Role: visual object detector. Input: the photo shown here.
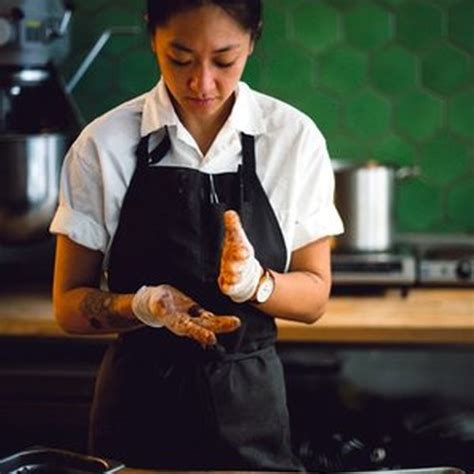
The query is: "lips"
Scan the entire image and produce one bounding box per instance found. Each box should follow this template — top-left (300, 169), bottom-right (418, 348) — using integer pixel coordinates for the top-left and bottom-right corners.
top-left (188, 97), bottom-right (216, 104)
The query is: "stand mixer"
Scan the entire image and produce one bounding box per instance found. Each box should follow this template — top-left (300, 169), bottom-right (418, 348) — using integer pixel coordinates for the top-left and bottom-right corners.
top-left (0, 0), bottom-right (138, 282)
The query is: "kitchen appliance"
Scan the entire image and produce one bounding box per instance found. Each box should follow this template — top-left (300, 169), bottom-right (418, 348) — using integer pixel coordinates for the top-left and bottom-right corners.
top-left (418, 246), bottom-right (473, 287)
top-left (331, 248), bottom-right (417, 293)
top-left (410, 235), bottom-right (474, 287)
top-left (331, 160), bottom-right (419, 293)
top-left (0, 0), bottom-right (139, 281)
top-left (331, 234), bottom-right (474, 291)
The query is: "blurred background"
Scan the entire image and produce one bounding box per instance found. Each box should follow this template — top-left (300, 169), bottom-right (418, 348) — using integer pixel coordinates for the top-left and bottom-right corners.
top-left (62, 0), bottom-right (474, 235)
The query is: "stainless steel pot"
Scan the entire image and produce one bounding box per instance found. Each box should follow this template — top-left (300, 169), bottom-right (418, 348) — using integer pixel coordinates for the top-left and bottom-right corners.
top-left (333, 160), bottom-right (418, 253)
top-left (0, 133), bottom-right (69, 243)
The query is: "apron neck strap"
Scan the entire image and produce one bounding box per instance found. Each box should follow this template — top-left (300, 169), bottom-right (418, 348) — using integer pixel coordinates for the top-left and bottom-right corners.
top-left (135, 127), bottom-right (171, 168)
top-left (240, 133), bottom-right (256, 203)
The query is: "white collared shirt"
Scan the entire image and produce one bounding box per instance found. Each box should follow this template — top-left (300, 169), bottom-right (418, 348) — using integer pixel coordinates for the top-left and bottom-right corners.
top-left (50, 79), bottom-right (343, 270)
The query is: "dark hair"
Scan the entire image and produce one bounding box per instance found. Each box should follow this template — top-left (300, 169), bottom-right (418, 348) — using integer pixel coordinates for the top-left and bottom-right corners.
top-left (146, 0), bottom-right (263, 40)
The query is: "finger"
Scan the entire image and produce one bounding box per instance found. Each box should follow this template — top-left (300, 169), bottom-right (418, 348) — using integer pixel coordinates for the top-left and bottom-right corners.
top-left (222, 244), bottom-right (250, 262)
top-left (219, 269), bottom-right (242, 285)
top-left (223, 209), bottom-right (240, 230)
top-left (171, 314), bottom-right (217, 346)
top-left (220, 258), bottom-right (245, 276)
top-left (194, 313), bottom-right (241, 333)
top-left (223, 210), bottom-right (247, 244)
top-left (218, 273), bottom-right (241, 291)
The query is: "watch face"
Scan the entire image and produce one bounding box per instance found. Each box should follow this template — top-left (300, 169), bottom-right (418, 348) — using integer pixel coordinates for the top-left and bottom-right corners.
top-left (256, 274), bottom-right (274, 303)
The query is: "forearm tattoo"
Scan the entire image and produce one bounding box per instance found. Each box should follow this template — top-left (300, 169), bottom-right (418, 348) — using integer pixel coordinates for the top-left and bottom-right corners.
top-left (80, 292), bottom-right (134, 331)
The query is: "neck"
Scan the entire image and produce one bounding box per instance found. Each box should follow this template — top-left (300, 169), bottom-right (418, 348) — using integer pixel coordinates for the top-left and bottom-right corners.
top-left (174, 94), bottom-right (235, 155)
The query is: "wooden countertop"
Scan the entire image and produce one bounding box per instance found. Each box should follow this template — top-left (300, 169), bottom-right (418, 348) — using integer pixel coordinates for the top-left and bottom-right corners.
top-left (0, 287), bottom-right (472, 345)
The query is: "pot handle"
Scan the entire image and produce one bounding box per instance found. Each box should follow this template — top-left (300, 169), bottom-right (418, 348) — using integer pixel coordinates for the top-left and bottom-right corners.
top-left (395, 165), bottom-right (421, 180)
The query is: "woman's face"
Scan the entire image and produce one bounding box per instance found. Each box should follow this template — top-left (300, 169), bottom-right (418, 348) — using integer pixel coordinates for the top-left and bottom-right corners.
top-left (151, 4), bottom-right (254, 126)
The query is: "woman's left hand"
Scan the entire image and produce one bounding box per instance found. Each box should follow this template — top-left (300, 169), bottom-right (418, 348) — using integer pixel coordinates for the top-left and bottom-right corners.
top-left (218, 210), bottom-right (263, 303)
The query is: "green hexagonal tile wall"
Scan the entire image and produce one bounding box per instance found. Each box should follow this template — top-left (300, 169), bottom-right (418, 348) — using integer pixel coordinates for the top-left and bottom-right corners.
top-left (449, 0), bottom-right (474, 53)
top-left (319, 45), bottom-right (368, 96)
top-left (370, 44), bottom-right (418, 95)
top-left (60, 0), bottom-right (474, 234)
top-left (422, 43), bottom-right (472, 95)
top-left (344, 2), bottom-right (393, 50)
top-left (397, 1), bottom-right (443, 51)
top-left (289, 1), bottom-right (340, 52)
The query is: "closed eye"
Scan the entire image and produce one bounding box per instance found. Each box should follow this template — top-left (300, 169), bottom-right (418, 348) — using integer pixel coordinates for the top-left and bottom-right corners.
top-left (215, 61), bottom-right (236, 68)
top-left (169, 57), bottom-right (192, 67)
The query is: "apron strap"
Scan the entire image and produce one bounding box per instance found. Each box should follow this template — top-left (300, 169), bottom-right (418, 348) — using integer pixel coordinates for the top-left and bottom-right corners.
top-left (135, 127), bottom-right (171, 169)
top-left (135, 134), bottom-right (150, 170)
top-left (149, 127), bottom-right (171, 165)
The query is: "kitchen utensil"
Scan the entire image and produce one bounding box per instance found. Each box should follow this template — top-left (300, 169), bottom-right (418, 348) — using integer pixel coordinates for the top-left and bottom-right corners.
top-left (0, 0), bottom-right (139, 249)
top-left (332, 160), bottom-right (419, 253)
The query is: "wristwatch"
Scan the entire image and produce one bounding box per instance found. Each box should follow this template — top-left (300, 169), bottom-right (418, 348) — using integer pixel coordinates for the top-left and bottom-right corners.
top-left (251, 268), bottom-right (275, 304)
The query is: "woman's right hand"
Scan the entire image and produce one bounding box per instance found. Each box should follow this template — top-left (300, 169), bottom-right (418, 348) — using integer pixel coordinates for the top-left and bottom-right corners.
top-left (132, 284), bottom-right (241, 346)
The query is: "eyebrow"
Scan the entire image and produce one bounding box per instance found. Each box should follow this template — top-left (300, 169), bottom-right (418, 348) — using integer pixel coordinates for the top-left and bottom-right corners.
top-left (170, 41), bottom-right (240, 53)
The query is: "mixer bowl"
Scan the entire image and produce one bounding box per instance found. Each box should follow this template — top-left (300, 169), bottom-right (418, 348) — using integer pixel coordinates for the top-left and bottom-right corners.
top-left (0, 132), bottom-right (69, 244)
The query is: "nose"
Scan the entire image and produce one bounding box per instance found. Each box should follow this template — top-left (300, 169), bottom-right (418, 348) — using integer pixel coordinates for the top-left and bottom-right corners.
top-left (188, 63), bottom-right (215, 97)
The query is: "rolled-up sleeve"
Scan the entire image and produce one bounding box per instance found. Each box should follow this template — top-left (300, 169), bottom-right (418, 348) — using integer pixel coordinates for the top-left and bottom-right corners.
top-left (49, 142), bottom-right (108, 253)
top-left (292, 129), bottom-right (344, 250)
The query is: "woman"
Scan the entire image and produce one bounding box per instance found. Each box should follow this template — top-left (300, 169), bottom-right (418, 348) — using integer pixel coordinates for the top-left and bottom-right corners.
top-left (50, 0), bottom-right (343, 470)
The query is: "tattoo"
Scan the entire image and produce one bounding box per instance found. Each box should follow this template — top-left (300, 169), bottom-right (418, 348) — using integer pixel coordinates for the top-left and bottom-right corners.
top-left (80, 292), bottom-right (134, 331)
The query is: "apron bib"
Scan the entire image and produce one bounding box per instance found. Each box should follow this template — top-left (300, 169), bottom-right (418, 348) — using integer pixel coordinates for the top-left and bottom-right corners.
top-left (89, 128), bottom-right (303, 471)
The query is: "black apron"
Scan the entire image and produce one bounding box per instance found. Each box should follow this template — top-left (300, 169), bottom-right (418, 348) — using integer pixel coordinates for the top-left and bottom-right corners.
top-left (89, 127), bottom-right (303, 471)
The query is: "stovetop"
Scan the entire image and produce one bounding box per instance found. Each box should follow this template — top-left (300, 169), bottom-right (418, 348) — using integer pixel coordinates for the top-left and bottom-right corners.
top-left (331, 234), bottom-right (474, 289)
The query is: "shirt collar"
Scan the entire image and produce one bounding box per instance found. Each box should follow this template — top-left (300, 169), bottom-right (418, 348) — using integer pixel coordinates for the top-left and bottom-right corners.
top-left (141, 78), bottom-right (267, 138)
top-left (140, 78), bottom-right (180, 137)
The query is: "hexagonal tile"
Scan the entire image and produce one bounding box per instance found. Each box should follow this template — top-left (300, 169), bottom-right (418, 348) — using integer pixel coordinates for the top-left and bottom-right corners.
top-left (261, 48), bottom-right (314, 98)
top-left (394, 90), bottom-right (443, 141)
top-left (345, 2), bottom-right (393, 50)
top-left (419, 135), bottom-right (470, 186)
top-left (295, 91), bottom-right (340, 136)
top-left (327, 135), bottom-right (366, 161)
top-left (118, 48), bottom-right (157, 97)
top-left (260, 2), bottom-right (287, 45)
top-left (396, 180), bottom-right (443, 232)
top-left (345, 89), bottom-right (391, 140)
top-left (370, 45), bottom-right (417, 95)
top-left (446, 177), bottom-right (474, 231)
top-left (396, 1), bottom-right (443, 51)
top-left (370, 133), bottom-right (416, 166)
top-left (449, 89), bottom-right (474, 140)
top-left (319, 45), bottom-right (368, 96)
top-left (422, 43), bottom-right (472, 94)
top-left (289, 0), bottom-right (340, 52)
top-left (449, 0), bottom-right (474, 53)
